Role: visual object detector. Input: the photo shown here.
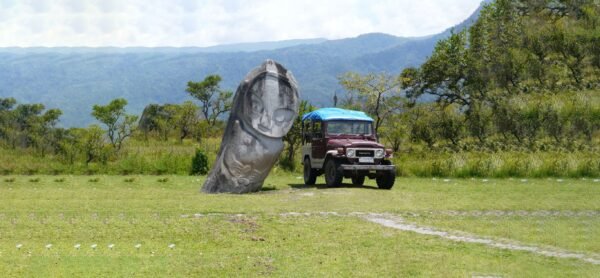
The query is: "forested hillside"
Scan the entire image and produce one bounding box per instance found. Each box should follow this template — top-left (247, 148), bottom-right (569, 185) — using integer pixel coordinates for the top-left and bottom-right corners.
top-left (399, 0), bottom-right (599, 149)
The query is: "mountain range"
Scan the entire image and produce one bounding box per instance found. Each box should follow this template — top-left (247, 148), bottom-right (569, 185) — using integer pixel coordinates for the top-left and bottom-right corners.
top-left (0, 2), bottom-right (485, 127)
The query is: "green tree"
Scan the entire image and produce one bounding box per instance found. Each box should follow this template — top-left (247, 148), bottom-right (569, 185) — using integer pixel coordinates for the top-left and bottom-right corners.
top-left (407, 104), bottom-right (438, 148)
top-left (338, 72), bottom-right (404, 133)
top-left (74, 125), bottom-right (107, 164)
top-left (92, 98), bottom-right (138, 151)
top-left (435, 104), bottom-right (465, 148)
top-left (401, 31), bottom-right (473, 108)
top-left (282, 100), bottom-right (314, 164)
top-left (379, 113), bottom-right (408, 152)
top-left (173, 101), bottom-right (200, 143)
top-left (186, 75), bottom-right (232, 126)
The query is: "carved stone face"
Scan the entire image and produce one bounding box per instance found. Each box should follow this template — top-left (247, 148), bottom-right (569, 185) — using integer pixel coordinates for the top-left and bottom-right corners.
top-left (243, 64), bottom-right (299, 138)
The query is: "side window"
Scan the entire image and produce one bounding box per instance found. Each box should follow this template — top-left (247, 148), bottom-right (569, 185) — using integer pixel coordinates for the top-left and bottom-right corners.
top-left (313, 121), bottom-right (322, 139)
top-left (302, 121), bottom-right (311, 143)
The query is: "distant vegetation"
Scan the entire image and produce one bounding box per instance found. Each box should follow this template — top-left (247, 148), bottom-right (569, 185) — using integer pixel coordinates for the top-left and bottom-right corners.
top-left (0, 0), bottom-right (598, 177)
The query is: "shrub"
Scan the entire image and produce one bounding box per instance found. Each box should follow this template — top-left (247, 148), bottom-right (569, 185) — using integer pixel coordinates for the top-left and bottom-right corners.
top-left (157, 177), bottom-right (169, 183)
top-left (190, 149), bottom-right (209, 175)
top-left (278, 156), bottom-right (297, 172)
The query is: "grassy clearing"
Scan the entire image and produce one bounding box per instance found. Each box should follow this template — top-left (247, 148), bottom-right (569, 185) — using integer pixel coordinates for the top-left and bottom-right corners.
top-left (0, 175), bottom-right (599, 276)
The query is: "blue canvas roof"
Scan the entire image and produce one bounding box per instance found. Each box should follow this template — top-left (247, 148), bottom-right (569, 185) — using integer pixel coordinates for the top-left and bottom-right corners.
top-left (302, 108), bottom-right (374, 122)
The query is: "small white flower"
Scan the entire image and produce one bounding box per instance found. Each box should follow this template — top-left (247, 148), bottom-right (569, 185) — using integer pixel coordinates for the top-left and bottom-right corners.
top-left (168, 243), bottom-right (175, 249)
top-left (482, 179), bottom-right (489, 182)
top-left (594, 179), bottom-right (600, 182)
top-left (45, 244), bottom-right (52, 249)
top-left (74, 244), bottom-right (81, 249)
top-left (108, 244), bottom-right (114, 249)
top-left (556, 179), bottom-right (564, 182)
top-left (135, 243), bottom-right (142, 249)
top-left (443, 179), bottom-right (450, 182)
top-left (520, 179), bottom-right (528, 182)
top-left (91, 244), bottom-right (97, 249)
top-left (16, 243), bottom-right (23, 249)
top-left (432, 178), bottom-right (437, 180)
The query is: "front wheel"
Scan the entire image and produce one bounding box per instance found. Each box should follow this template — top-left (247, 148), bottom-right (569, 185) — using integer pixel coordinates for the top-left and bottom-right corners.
top-left (376, 171), bottom-right (395, 189)
top-left (303, 158), bottom-right (317, 185)
top-left (324, 159), bottom-right (343, 187)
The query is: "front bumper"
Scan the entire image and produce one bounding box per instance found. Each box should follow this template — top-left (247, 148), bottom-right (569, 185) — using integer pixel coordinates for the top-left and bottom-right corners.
top-left (340, 164), bottom-right (396, 171)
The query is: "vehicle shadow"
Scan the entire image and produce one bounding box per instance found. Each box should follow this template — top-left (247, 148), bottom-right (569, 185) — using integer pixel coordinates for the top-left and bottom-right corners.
top-left (288, 183), bottom-right (380, 190)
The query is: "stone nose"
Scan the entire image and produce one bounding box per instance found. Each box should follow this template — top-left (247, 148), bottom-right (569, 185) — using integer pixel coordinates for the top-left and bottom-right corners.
top-left (259, 113), bottom-right (271, 130)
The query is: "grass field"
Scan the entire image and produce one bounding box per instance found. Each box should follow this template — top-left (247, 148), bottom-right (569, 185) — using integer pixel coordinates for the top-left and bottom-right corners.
top-left (1, 175), bottom-right (599, 277)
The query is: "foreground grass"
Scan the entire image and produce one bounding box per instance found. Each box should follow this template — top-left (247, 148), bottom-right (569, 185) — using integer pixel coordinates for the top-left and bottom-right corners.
top-left (0, 175), bottom-right (599, 276)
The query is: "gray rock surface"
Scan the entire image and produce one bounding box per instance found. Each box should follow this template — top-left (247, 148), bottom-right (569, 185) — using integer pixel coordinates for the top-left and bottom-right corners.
top-left (202, 60), bottom-right (299, 193)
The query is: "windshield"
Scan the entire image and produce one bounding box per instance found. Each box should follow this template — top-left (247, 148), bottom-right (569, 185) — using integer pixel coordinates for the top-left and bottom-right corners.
top-left (326, 120), bottom-right (372, 136)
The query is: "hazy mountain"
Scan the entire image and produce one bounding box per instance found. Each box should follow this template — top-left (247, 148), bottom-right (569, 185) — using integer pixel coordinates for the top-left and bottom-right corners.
top-left (0, 38), bottom-right (328, 54)
top-left (0, 3), bottom-right (486, 127)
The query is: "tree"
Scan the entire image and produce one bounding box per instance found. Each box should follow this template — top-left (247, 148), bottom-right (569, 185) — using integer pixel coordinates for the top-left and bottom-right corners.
top-left (92, 98), bottom-right (138, 151)
top-left (407, 104), bottom-right (438, 148)
top-left (401, 31), bottom-right (473, 108)
top-left (74, 125), bottom-right (107, 164)
top-left (0, 98), bottom-right (17, 144)
top-left (186, 75), bottom-right (233, 126)
top-left (282, 100), bottom-right (314, 163)
top-left (435, 104), bottom-right (465, 147)
top-left (338, 72), bottom-right (404, 134)
top-left (30, 108), bottom-right (63, 156)
top-left (379, 113), bottom-right (408, 152)
top-left (172, 101), bottom-right (200, 143)
top-left (466, 101), bottom-right (494, 144)
top-left (56, 129), bottom-right (80, 164)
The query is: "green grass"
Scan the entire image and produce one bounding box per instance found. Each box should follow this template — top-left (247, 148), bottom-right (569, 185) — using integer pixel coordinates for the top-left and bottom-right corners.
top-left (0, 175), bottom-right (599, 276)
top-left (1, 135), bottom-right (599, 178)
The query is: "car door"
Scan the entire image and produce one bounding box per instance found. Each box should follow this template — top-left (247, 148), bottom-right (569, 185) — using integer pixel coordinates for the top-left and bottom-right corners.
top-left (311, 120), bottom-right (326, 161)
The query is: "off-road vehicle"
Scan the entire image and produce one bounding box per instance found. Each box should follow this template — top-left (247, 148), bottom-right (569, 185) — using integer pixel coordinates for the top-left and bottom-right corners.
top-left (301, 108), bottom-right (396, 189)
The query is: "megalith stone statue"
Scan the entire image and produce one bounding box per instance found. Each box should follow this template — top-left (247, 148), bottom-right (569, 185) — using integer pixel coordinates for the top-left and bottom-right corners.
top-left (202, 60), bottom-right (299, 193)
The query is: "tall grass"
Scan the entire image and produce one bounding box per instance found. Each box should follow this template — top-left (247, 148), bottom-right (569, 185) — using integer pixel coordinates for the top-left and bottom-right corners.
top-left (394, 151), bottom-right (599, 178)
top-left (0, 137), bottom-right (220, 175)
top-left (1, 136), bottom-right (598, 178)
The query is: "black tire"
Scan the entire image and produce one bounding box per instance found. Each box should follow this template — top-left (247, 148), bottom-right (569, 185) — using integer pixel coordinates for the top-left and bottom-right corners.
top-left (351, 175), bottom-right (365, 186)
top-left (303, 158), bottom-right (317, 185)
top-left (324, 159), bottom-right (343, 187)
top-left (376, 171), bottom-right (395, 189)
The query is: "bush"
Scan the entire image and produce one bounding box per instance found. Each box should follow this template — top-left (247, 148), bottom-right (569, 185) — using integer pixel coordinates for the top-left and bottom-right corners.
top-left (278, 156), bottom-right (297, 172)
top-left (191, 149), bottom-right (209, 175)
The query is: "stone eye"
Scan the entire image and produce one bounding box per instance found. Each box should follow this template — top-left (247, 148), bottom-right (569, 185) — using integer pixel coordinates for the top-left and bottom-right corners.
top-left (274, 108), bottom-right (294, 124)
top-left (251, 94), bottom-right (263, 113)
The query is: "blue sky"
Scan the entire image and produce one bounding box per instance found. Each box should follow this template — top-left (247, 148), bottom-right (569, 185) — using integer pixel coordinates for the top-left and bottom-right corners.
top-left (0, 0), bottom-right (482, 47)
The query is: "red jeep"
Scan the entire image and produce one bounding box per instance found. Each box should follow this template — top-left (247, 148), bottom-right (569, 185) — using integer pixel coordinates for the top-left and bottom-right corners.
top-left (301, 108), bottom-right (396, 189)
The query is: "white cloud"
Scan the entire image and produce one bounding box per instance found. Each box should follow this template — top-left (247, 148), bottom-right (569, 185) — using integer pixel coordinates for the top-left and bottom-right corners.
top-left (0, 0), bottom-right (482, 47)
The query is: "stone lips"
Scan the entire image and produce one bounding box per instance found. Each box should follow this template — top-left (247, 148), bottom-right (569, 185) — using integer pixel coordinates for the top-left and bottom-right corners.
top-left (202, 60), bottom-right (299, 194)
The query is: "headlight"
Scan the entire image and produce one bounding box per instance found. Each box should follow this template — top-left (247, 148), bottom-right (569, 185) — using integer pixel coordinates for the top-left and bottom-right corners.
top-left (374, 149), bottom-right (385, 158)
top-left (346, 149), bottom-right (355, 158)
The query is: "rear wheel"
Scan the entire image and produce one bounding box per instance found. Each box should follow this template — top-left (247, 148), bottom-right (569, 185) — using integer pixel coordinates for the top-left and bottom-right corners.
top-left (303, 158), bottom-right (317, 185)
top-left (324, 159), bottom-right (343, 187)
top-left (351, 175), bottom-right (365, 186)
top-left (376, 171), bottom-right (395, 189)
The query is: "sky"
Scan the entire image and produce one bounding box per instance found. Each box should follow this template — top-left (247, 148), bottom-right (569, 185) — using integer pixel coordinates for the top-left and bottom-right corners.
top-left (0, 0), bottom-right (482, 47)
